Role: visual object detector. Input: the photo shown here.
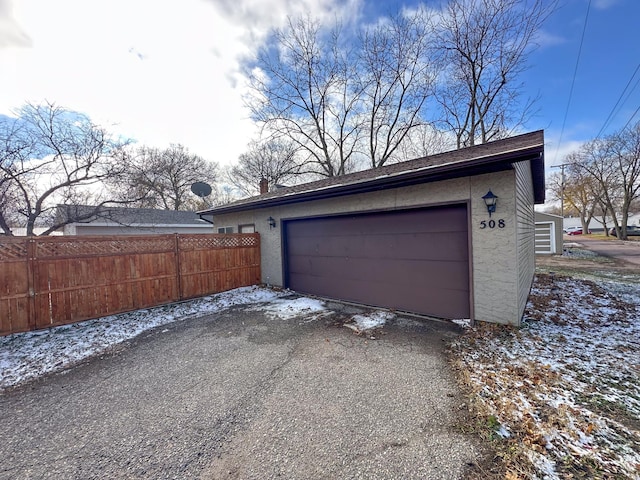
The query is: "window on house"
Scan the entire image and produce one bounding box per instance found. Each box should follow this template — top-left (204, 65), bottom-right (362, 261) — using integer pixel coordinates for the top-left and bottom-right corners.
top-left (239, 224), bottom-right (255, 233)
top-left (217, 226), bottom-right (234, 234)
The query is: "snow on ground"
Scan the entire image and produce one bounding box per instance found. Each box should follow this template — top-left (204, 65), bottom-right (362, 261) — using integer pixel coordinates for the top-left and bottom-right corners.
top-left (451, 318), bottom-right (472, 328)
top-left (351, 310), bottom-right (394, 331)
top-left (0, 286), bottom-right (397, 393)
top-left (451, 273), bottom-right (640, 479)
top-left (247, 296), bottom-right (330, 321)
top-left (0, 286), bottom-right (298, 391)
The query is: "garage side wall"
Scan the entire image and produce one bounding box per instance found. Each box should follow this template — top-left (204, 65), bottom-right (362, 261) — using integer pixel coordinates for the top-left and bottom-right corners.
top-left (213, 172), bottom-right (524, 325)
top-left (514, 161), bottom-right (536, 321)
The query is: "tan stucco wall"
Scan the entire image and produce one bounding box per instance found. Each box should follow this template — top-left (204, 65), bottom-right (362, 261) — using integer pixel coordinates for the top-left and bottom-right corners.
top-left (213, 168), bottom-right (531, 325)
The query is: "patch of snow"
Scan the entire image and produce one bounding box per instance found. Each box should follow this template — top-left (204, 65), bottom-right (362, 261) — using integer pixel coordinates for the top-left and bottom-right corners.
top-left (527, 450), bottom-right (560, 480)
top-left (252, 297), bottom-right (329, 321)
top-left (496, 424), bottom-right (511, 438)
top-left (451, 318), bottom-right (472, 328)
top-left (0, 286), bottom-right (290, 391)
top-left (351, 310), bottom-right (394, 331)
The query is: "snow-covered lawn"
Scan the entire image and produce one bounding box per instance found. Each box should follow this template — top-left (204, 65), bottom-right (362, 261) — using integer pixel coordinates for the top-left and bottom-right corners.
top-left (451, 273), bottom-right (640, 479)
top-left (0, 286), bottom-right (393, 393)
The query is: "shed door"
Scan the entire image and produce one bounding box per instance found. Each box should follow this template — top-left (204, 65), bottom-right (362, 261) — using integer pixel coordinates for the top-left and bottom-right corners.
top-left (535, 222), bottom-right (555, 254)
top-left (284, 205), bottom-right (470, 319)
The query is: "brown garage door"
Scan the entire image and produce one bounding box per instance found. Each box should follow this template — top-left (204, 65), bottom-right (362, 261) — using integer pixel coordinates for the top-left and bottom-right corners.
top-left (284, 205), bottom-right (470, 319)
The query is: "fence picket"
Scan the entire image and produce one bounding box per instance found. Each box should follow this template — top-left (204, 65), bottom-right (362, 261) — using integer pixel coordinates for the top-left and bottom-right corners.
top-left (0, 233), bottom-right (260, 336)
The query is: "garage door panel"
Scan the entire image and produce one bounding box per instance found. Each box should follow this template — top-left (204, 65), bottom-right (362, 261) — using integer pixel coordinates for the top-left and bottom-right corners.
top-left (287, 206), bottom-right (467, 238)
top-left (290, 273), bottom-right (469, 319)
top-left (288, 232), bottom-right (468, 262)
top-left (285, 205), bottom-right (470, 319)
top-left (289, 255), bottom-right (467, 291)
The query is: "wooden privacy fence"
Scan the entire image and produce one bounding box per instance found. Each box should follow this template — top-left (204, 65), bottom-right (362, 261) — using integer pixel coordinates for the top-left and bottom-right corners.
top-left (0, 233), bottom-right (261, 336)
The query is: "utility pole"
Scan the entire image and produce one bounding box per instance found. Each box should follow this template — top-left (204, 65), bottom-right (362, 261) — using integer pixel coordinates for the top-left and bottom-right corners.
top-left (551, 163), bottom-right (571, 229)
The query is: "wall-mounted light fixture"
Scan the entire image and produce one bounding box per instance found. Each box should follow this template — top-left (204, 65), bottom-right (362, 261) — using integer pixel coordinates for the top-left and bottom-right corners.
top-left (482, 190), bottom-right (498, 217)
top-left (268, 216), bottom-right (277, 229)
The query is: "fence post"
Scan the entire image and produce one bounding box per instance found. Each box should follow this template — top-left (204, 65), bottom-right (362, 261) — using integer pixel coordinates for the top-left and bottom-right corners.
top-left (174, 234), bottom-right (183, 300)
top-left (26, 238), bottom-right (36, 331)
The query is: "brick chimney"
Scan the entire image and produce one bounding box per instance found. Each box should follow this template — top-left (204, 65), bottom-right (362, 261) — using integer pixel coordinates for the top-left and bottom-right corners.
top-left (259, 178), bottom-right (268, 194)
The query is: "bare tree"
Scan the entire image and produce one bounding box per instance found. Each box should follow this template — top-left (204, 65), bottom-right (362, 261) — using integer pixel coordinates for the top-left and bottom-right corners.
top-left (0, 116), bottom-right (31, 234)
top-left (118, 144), bottom-right (218, 211)
top-left (0, 102), bottom-right (131, 236)
top-left (392, 124), bottom-right (452, 161)
top-left (357, 6), bottom-right (437, 168)
top-left (247, 16), bottom-right (362, 177)
top-left (227, 138), bottom-right (305, 196)
top-left (550, 160), bottom-right (598, 233)
top-left (246, 10), bottom-right (441, 175)
top-left (578, 124), bottom-right (640, 239)
top-left (436, 0), bottom-right (554, 148)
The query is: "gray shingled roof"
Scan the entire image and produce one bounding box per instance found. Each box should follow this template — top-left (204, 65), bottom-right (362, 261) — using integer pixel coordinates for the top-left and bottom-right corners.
top-left (57, 205), bottom-right (212, 226)
top-left (200, 130), bottom-right (545, 215)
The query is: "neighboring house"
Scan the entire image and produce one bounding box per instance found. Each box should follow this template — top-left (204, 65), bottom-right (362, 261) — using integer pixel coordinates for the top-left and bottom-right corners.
top-left (57, 205), bottom-right (213, 235)
top-left (563, 214), bottom-right (640, 233)
top-left (199, 130), bottom-right (545, 326)
top-left (2, 227), bottom-right (63, 236)
top-left (628, 213), bottom-right (640, 226)
top-left (535, 212), bottom-right (563, 254)
top-left (562, 217), bottom-right (608, 232)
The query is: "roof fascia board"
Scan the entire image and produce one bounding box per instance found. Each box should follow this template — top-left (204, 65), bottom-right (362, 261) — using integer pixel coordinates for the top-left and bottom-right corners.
top-left (206, 145), bottom-right (543, 215)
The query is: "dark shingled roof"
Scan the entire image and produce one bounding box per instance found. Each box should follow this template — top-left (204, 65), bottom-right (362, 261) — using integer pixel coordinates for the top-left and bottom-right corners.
top-left (199, 130), bottom-right (545, 216)
top-left (57, 205), bottom-right (212, 226)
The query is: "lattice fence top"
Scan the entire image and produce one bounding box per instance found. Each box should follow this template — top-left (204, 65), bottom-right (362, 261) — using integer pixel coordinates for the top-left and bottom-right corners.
top-left (0, 239), bottom-right (28, 261)
top-left (179, 234), bottom-right (259, 250)
top-left (34, 236), bottom-right (175, 259)
top-left (0, 233), bottom-right (259, 259)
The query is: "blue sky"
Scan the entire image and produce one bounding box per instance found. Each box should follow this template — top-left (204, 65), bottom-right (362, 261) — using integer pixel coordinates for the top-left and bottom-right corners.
top-left (523, 0), bottom-right (639, 164)
top-left (0, 0), bottom-right (637, 173)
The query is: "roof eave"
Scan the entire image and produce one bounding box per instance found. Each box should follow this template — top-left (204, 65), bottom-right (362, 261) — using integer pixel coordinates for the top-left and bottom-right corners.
top-left (202, 145), bottom-right (544, 215)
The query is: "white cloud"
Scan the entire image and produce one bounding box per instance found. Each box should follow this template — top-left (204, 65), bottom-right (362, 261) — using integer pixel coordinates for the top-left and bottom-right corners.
top-left (0, 0), bottom-right (31, 47)
top-left (0, 0), bottom-right (358, 166)
top-left (544, 134), bottom-right (584, 172)
top-left (593, 0), bottom-right (621, 10)
top-left (534, 29), bottom-right (566, 48)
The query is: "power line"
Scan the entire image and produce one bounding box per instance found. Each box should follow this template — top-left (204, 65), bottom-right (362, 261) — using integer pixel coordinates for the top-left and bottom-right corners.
top-left (554, 0), bottom-right (591, 163)
top-left (620, 104), bottom-right (640, 133)
top-left (595, 63), bottom-right (640, 139)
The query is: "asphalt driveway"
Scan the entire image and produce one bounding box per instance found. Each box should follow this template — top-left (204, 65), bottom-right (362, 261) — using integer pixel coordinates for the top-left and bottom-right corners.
top-left (571, 235), bottom-right (640, 266)
top-left (0, 298), bottom-right (482, 479)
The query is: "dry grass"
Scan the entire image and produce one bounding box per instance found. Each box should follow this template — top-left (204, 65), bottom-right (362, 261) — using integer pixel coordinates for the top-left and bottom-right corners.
top-left (450, 271), bottom-right (640, 479)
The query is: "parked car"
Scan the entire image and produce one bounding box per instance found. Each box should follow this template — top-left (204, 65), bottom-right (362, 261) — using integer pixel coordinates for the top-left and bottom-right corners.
top-left (566, 226), bottom-right (591, 235)
top-left (609, 225), bottom-right (640, 237)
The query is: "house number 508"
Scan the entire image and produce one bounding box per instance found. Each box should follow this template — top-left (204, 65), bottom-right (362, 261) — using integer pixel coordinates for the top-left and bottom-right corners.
top-left (480, 219), bottom-right (505, 229)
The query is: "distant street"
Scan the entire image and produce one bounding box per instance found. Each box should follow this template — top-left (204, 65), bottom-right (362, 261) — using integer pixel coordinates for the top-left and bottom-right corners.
top-left (567, 236), bottom-right (640, 267)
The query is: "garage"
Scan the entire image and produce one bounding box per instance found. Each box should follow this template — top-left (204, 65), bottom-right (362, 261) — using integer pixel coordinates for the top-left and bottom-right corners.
top-left (200, 130), bottom-right (546, 325)
top-left (284, 205), bottom-right (470, 319)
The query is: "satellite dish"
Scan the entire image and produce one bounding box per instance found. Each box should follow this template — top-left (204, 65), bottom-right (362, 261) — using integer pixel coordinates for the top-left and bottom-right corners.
top-left (191, 181), bottom-right (212, 198)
